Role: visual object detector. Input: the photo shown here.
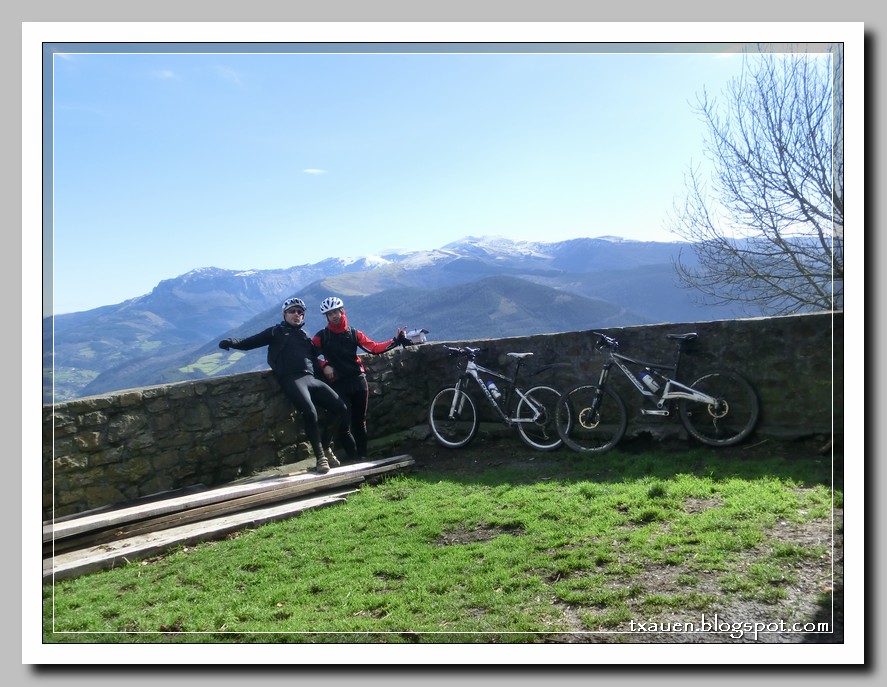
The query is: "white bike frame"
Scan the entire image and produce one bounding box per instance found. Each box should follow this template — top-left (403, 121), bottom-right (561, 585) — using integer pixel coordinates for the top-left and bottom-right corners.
top-left (607, 351), bottom-right (719, 416)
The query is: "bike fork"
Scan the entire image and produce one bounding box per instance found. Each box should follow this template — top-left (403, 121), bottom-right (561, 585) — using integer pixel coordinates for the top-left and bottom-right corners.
top-left (591, 388), bottom-right (604, 413)
top-left (592, 365), bottom-right (611, 412)
top-left (448, 381), bottom-right (467, 419)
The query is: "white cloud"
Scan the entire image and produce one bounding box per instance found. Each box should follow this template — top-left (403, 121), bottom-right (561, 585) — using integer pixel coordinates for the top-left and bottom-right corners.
top-left (215, 66), bottom-right (242, 86)
top-left (302, 169), bottom-right (327, 175)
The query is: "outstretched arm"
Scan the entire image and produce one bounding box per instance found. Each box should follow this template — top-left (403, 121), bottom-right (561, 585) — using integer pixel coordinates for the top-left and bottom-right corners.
top-left (355, 328), bottom-right (410, 354)
top-left (219, 327), bottom-right (273, 351)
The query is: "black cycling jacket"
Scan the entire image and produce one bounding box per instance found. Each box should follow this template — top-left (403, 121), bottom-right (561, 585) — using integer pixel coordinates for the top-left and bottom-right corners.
top-left (225, 321), bottom-right (318, 378)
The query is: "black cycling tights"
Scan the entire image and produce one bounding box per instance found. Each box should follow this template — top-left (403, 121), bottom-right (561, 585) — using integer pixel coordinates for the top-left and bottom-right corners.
top-left (277, 373), bottom-right (357, 459)
top-left (332, 374), bottom-right (371, 458)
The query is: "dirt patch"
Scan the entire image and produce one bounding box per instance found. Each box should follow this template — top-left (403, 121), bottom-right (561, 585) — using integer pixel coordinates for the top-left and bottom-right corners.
top-left (433, 523), bottom-right (527, 546)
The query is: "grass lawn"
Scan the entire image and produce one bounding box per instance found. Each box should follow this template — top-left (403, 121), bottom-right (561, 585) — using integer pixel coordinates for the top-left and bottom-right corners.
top-left (42, 434), bottom-right (842, 646)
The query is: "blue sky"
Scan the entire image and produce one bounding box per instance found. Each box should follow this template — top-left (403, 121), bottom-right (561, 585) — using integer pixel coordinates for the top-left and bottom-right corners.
top-left (45, 40), bottom-right (835, 315)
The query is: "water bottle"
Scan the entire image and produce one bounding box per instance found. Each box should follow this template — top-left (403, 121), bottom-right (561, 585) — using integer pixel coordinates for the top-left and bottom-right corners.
top-left (486, 380), bottom-right (502, 400)
top-left (640, 369), bottom-right (660, 392)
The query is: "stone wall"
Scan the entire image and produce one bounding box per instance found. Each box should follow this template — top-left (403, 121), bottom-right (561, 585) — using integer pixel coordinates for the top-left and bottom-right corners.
top-left (43, 312), bottom-right (842, 519)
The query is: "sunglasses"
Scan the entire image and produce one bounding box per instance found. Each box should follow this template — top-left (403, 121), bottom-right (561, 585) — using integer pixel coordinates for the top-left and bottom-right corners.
top-left (285, 308), bottom-right (305, 315)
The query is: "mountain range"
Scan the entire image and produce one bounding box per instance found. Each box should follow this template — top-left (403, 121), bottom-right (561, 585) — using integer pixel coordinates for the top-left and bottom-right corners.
top-left (44, 235), bottom-right (746, 403)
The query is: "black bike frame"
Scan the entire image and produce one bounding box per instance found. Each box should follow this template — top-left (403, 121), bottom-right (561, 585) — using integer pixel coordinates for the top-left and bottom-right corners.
top-left (447, 348), bottom-right (544, 426)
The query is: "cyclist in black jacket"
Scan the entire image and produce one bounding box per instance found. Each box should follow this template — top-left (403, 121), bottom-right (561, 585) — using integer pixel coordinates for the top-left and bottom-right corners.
top-left (311, 296), bottom-right (411, 463)
top-left (218, 296), bottom-right (357, 474)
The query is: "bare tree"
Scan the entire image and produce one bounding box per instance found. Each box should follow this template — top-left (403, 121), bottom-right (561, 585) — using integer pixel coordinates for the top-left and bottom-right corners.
top-left (670, 44), bottom-right (843, 315)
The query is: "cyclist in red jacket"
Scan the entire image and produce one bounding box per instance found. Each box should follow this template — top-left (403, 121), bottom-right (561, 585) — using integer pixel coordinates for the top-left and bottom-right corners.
top-left (312, 296), bottom-right (410, 463)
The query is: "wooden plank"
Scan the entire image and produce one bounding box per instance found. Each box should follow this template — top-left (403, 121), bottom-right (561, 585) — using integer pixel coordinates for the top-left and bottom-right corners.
top-left (44, 454), bottom-right (413, 542)
top-left (43, 457), bottom-right (415, 560)
top-left (350, 457), bottom-right (415, 478)
top-left (130, 456), bottom-right (413, 538)
top-left (44, 489), bottom-right (360, 582)
top-left (47, 484), bottom-right (211, 525)
top-left (45, 474), bottom-right (368, 555)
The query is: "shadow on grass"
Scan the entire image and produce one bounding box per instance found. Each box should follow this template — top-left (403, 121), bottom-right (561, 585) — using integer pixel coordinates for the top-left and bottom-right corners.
top-left (400, 433), bottom-right (841, 493)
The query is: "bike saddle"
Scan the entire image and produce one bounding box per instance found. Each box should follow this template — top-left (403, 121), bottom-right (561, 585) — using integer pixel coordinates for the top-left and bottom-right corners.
top-left (507, 352), bottom-right (534, 359)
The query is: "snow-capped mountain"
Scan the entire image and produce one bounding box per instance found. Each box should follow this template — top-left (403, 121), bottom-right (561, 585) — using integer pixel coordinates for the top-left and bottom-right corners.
top-left (44, 235), bottom-right (727, 402)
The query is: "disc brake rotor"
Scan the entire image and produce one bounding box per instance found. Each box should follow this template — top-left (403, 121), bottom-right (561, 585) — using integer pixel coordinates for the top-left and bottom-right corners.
top-left (578, 408), bottom-right (599, 429)
top-left (707, 399), bottom-right (729, 419)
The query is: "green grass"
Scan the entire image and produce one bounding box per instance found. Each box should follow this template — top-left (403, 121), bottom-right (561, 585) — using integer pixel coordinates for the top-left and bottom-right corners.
top-left (42, 443), bottom-right (839, 644)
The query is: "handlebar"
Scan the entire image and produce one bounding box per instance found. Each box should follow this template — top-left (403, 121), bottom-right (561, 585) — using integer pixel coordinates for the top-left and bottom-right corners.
top-left (442, 345), bottom-right (482, 359)
top-left (590, 331), bottom-right (620, 350)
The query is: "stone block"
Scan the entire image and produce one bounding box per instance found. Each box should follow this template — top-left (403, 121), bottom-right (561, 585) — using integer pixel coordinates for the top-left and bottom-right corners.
top-left (79, 410), bottom-right (108, 427)
top-left (106, 413), bottom-right (149, 444)
top-left (117, 391), bottom-right (144, 407)
top-left (180, 403), bottom-right (213, 431)
top-left (54, 454), bottom-right (89, 470)
top-left (214, 433), bottom-right (250, 457)
top-left (84, 485), bottom-right (128, 510)
top-left (144, 396), bottom-right (171, 413)
top-left (167, 384), bottom-right (197, 400)
top-left (73, 431), bottom-right (102, 452)
top-left (75, 396), bottom-right (116, 411)
top-left (151, 449), bottom-right (182, 471)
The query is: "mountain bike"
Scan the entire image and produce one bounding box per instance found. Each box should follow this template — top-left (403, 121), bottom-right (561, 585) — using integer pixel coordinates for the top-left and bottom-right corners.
top-left (428, 345), bottom-right (563, 451)
top-left (556, 331), bottom-right (759, 453)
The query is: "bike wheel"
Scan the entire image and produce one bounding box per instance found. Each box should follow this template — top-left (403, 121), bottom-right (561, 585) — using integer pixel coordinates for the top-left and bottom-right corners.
top-left (678, 370), bottom-right (760, 447)
top-left (428, 387), bottom-right (479, 448)
top-left (555, 384), bottom-right (627, 454)
top-left (516, 385), bottom-right (563, 451)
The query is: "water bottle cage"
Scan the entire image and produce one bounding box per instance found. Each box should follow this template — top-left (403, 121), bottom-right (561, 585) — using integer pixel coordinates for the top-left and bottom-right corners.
top-left (640, 370), bottom-right (660, 393)
top-left (485, 380), bottom-right (502, 400)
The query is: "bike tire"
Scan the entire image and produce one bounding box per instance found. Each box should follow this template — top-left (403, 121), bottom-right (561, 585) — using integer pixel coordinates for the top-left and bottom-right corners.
top-left (428, 386), bottom-right (479, 448)
top-left (678, 369), bottom-right (760, 447)
top-left (516, 385), bottom-right (563, 452)
top-left (555, 384), bottom-right (627, 454)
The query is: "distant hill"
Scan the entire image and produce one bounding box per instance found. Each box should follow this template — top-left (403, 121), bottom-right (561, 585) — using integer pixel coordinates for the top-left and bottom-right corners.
top-left (46, 235), bottom-right (746, 402)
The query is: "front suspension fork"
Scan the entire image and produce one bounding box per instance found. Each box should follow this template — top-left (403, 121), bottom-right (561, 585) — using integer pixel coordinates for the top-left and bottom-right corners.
top-left (448, 378), bottom-right (469, 418)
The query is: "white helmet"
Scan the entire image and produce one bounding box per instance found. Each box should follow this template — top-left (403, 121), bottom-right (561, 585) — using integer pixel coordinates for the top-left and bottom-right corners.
top-left (320, 296), bottom-right (345, 314)
top-left (282, 296), bottom-right (306, 313)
